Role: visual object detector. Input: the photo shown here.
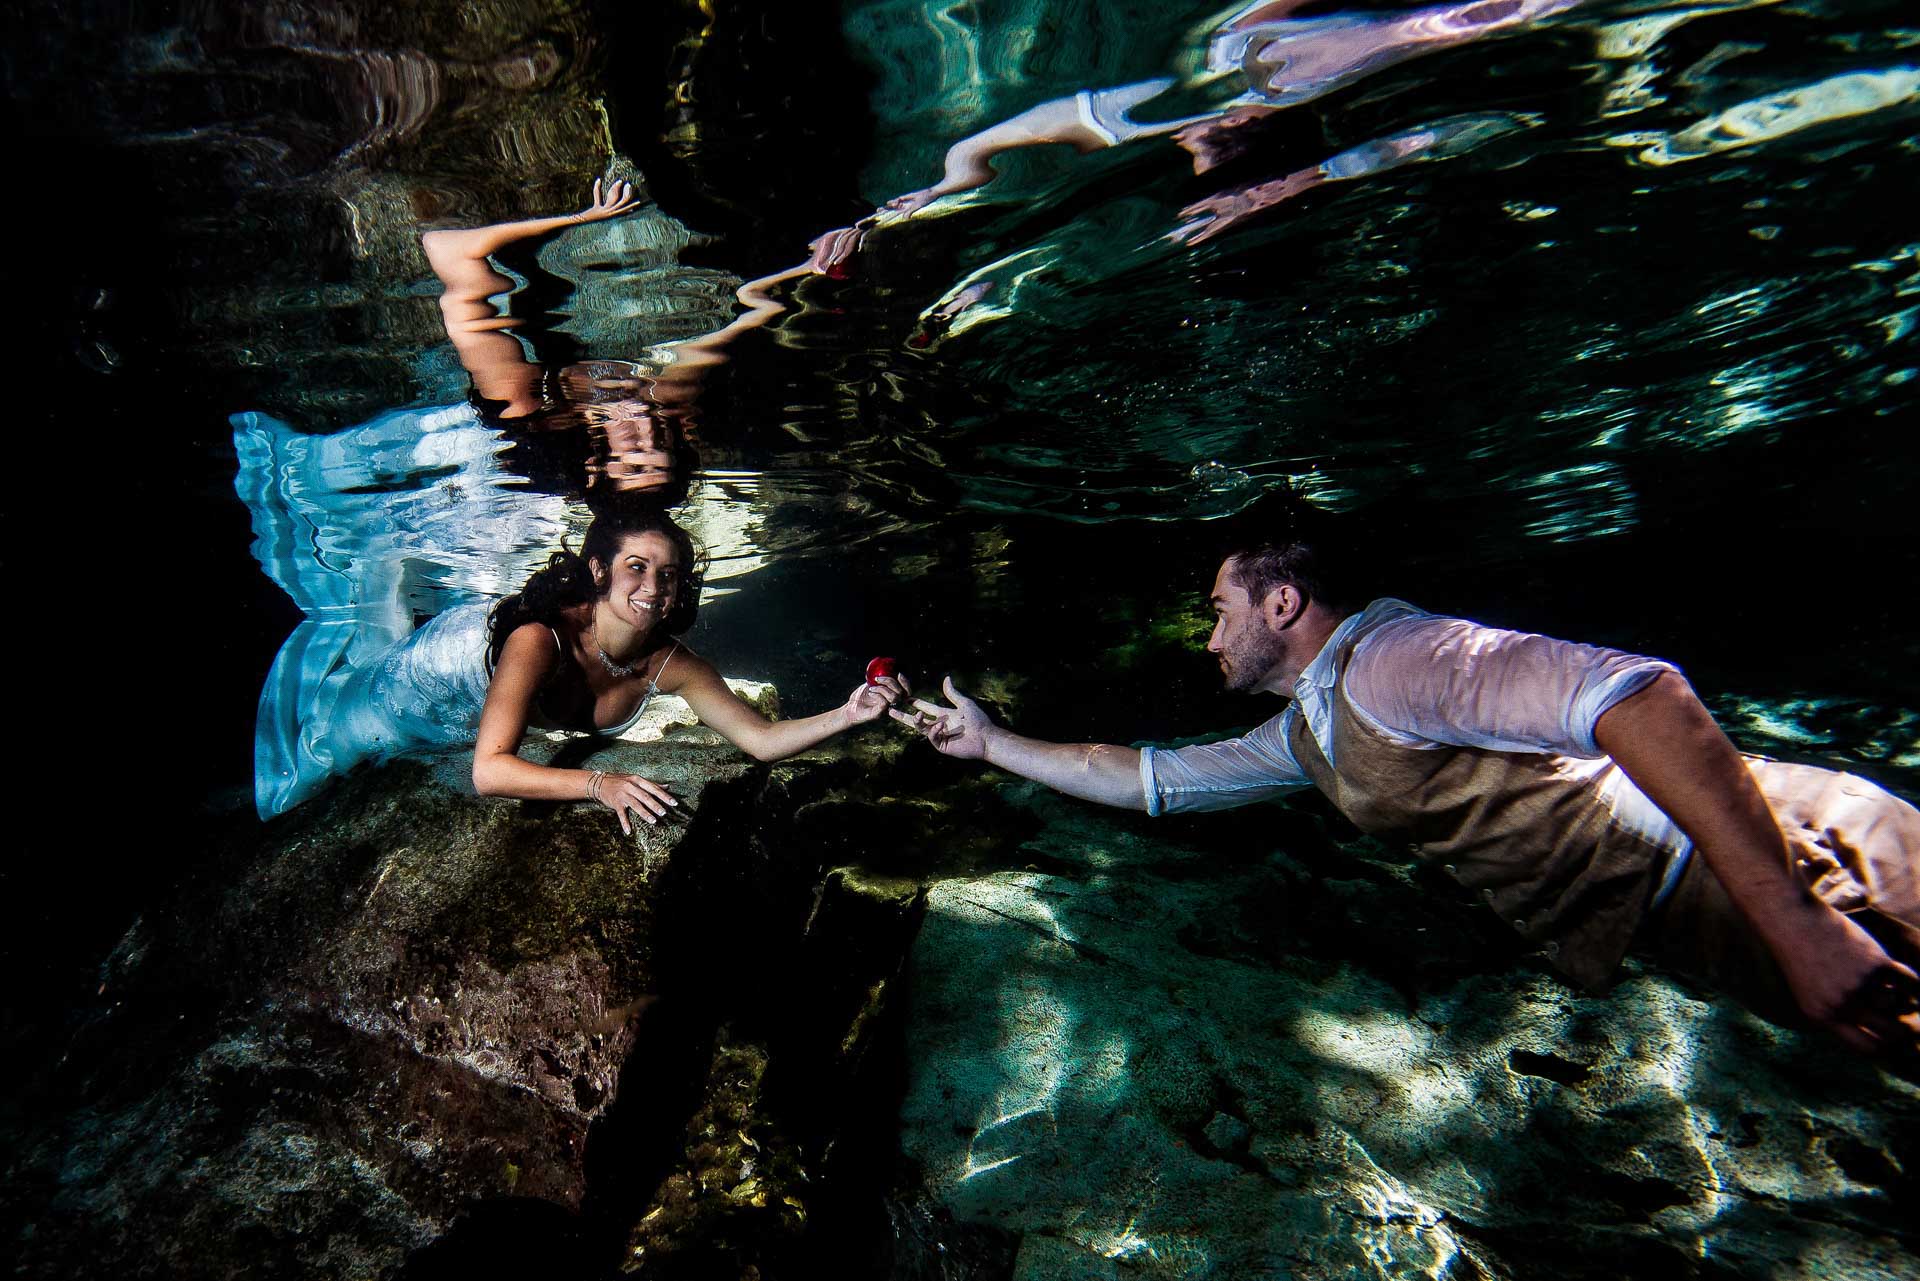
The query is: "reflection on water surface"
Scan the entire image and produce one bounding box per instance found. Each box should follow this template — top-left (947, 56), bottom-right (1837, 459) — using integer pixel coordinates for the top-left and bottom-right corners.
top-left (7, 0), bottom-right (1919, 1275)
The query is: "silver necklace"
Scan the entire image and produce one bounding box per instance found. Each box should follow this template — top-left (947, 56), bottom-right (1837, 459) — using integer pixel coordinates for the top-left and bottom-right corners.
top-left (592, 618), bottom-right (638, 678)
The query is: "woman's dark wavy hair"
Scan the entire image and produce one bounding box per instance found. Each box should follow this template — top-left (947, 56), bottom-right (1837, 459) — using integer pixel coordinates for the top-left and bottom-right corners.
top-left (486, 498), bottom-right (705, 671)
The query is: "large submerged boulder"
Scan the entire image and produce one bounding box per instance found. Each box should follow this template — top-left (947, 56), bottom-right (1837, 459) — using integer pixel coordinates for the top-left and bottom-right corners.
top-left (10, 719), bottom-right (1917, 1281)
top-left (7, 729), bottom-right (924, 1280)
top-left (899, 782), bottom-right (1920, 1281)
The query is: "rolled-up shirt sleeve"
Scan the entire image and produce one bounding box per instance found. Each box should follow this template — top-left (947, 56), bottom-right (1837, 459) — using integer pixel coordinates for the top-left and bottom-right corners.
top-left (1343, 616), bottom-right (1677, 758)
top-left (1141, 707), bottom-right (1312, 816)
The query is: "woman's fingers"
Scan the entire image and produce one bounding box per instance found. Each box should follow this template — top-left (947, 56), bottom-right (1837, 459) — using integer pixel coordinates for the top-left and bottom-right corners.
top-left (600, 775), bottom-right (678, 826)
top-left (634, 776), bottom-right (679, 811)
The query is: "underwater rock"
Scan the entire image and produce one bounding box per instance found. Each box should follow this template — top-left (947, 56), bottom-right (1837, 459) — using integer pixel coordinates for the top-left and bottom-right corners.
top-left (3, 724), bottom-right (922, 1280)
top-left (615, 678), bottom-right (781, 745)
top-left (898, 783), bottom-right (1920, 1280)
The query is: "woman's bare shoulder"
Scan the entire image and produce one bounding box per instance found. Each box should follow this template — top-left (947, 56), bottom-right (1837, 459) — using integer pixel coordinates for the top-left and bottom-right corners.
top-left (498, 618), bottom-right (565, 671)
top-left (653, 640), bottom-right (713, 692)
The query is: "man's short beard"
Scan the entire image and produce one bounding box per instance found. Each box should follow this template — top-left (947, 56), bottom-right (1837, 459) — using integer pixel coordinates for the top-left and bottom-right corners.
top-left (1221, 628), bottom-right (1285, 693)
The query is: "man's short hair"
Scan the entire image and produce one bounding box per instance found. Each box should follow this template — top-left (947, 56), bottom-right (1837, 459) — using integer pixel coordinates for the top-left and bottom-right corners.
top-left (1214, 495), bottom-right (1365, 616)
top-left (1220, 540), bottom-right (1356, 616)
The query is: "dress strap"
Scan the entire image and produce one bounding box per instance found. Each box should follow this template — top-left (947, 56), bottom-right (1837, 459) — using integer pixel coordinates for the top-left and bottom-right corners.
top-left (649, 641), bottom-right (681, 695)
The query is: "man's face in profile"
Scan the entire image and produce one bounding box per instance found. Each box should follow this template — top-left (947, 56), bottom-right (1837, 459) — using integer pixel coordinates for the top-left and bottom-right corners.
top-left (1207, 559), bottom-right (1285, 693)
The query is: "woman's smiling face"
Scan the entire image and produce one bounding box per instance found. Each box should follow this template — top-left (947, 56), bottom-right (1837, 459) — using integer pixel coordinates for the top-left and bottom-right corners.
top-left (597, 530), bottom-right (682, 631)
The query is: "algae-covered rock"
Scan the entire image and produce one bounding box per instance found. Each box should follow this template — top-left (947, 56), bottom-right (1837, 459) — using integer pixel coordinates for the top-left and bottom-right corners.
top-left (898, 783), bottom-right (1920, 1280)
top-left (9, 738), bottom-right (744, 1278)
top-left (5, 724), bottom-right (921, 1281)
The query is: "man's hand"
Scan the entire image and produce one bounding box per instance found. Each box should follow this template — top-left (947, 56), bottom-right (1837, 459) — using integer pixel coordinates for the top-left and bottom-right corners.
top-left (1168, 172), bottom-right (1317, 246)
top-left (1771, 903), bottom-right (1920, 1056)
top-left (893, 677), bottom-right (995, 759)
top-left (1596, 671), bottom-right (1920, 1061)
top-left (1172, 104), bottom-right (1280, 174)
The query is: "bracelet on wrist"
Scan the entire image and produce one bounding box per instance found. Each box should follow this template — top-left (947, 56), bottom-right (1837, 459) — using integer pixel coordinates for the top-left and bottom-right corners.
top-left (586, 770), bottom-right (606, 804)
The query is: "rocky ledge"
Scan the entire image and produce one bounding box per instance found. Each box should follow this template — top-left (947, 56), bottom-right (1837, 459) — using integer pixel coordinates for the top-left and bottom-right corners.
top-left (899, 782), bottom-right (1920, 1281)
top-left (7, 727), bottom-right (1917, 1281)
top-left (5, 729), bottom-right (924, 1280)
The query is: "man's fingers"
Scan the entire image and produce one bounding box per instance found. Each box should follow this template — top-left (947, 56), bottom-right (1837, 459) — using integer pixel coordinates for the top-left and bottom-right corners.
top-left (1844, 967), bottom-right (1920, 1027)
top-left (1829, 1020), bottom-right (1880, 1055)
top-left (911, 697), bottom-right (951, 718)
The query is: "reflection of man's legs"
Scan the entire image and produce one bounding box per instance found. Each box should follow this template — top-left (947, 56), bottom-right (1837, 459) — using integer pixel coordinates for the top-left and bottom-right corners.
top-left (1243, 0), bottom-right (1582, 106)
top-left (1639, 760), bottom-right (1920, 1026)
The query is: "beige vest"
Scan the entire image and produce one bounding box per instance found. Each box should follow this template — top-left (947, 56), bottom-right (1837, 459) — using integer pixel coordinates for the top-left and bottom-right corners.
top-left (1286, 636), bottom-right (1670, 991)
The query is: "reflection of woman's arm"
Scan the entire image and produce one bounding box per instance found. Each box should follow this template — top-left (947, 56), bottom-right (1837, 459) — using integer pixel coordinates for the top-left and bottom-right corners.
top-left (645, 264), bottom-right (813, 401)
top-left (421, 179), bottom-right (641, 416)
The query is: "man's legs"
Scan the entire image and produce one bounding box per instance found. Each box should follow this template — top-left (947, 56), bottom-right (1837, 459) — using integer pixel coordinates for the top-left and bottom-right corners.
top-left (1640, 760), bottom-right (1920, 1026)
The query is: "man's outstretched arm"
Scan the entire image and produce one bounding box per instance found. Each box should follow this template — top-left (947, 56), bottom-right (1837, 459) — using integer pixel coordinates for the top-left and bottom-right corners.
top-left (897, 677), bottom-right (1145, 809)
top-left (1595, 671), bottom-right (1920, 1055)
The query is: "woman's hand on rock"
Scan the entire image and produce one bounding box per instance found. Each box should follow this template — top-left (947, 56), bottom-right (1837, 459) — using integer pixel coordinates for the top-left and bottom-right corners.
top-left (596, 772), bottom-right (679, 834)
top-left (571, 177), bottom-right (641, 224)
top-left (845, 672), bottom-right (911, 725)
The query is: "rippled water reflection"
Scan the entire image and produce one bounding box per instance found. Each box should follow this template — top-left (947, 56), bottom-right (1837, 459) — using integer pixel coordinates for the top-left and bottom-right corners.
top-left (6, 0), bottom-right (1918, 1275)
top-left (14, 0), bottom-right (1917, 839)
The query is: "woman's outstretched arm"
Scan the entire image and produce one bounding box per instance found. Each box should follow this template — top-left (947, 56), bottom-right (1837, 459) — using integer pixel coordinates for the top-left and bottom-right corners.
top-left (471, 621), bottom-right (679, 832)
top-left (421, 178), bottom-right (641, 416)
top-left (665, 652), bottom-right (907, 762)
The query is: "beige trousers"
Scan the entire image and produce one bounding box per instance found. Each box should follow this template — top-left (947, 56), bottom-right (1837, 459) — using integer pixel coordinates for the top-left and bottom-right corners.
top-left (1638, 760), bottom-right (1920, 1026)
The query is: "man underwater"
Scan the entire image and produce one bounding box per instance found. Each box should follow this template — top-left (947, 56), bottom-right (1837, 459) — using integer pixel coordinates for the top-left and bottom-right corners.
top-left (896, 530), bottom-right (1920, 1059)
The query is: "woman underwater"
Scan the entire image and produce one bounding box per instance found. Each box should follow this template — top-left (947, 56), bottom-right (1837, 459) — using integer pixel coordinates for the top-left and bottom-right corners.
top-left (477, 500), bottom-right (906, 832)
top-left (241, 176), bottom-right (898, 818)
top-left (272, 497), bottom-right (907, 828)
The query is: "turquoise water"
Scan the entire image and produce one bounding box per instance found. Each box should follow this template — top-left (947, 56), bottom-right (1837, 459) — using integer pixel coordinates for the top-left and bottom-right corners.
top-left (6, 0), bottom-right (1919, 1275)
top-left (108, 0), bottom-right (1907, 801)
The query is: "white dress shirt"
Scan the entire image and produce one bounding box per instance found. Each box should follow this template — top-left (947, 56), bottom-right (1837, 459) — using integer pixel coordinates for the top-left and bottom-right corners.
top-left (1139, 600), bottom-right (1692, 900)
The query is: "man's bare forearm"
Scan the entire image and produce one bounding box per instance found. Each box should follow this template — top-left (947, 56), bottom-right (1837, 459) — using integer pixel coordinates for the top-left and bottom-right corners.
top-left (981, 727), bottom-right (1146, 809)
top-left (1594, 672), bottom-right (1819, 943)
